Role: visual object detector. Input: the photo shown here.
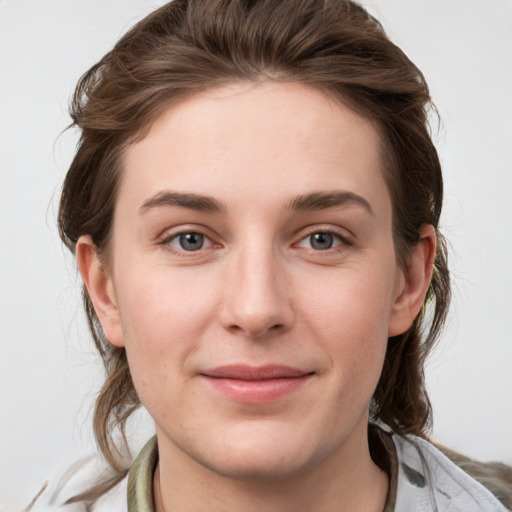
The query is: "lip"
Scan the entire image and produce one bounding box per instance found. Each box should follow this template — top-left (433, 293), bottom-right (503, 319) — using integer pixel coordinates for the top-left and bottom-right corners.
top-left (200, 365), bottom-right (314, 404)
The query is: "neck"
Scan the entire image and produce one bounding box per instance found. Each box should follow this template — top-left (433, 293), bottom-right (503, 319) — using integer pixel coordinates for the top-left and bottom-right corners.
top-left (153, 421), bottom-right (388, 512)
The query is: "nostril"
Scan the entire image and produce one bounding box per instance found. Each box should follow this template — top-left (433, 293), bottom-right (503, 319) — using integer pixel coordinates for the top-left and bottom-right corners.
top-left (227, 322), bottom-right (284, 338)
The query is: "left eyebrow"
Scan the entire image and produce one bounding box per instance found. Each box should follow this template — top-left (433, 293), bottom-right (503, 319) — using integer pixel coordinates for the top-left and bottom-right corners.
top-left (288, 191), bottom-right (374, 215)
top-left (139, 191), bottom-right (226, 214)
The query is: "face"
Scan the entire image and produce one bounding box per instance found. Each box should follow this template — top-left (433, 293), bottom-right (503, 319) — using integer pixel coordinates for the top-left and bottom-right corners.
top-left (82, 82), bottom-right (426, 480)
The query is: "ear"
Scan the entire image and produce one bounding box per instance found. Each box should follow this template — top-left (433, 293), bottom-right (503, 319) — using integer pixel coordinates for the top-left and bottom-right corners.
top-left (76, 235), bottom-right (125, 347)
top-left (388, 224), bottom-right (436, 337)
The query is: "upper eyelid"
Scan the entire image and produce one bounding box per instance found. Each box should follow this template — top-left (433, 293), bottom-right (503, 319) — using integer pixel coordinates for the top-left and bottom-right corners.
top-left (294, 224), bottom-right (353, 241)
top-left (169, 232), bottom-right (214, 251)
top-left (157, 227), bottom-right (218, 253)
top-left (161, 232), bottom-right (214, 245)
top-left (295, 231), bottom-right (347, 247)
top-left (158, 230), bottom-right (219, 257)
top-left (157, 224), bottom-right (217, 241)
top-left (155, 223), bottom-right (353, 245)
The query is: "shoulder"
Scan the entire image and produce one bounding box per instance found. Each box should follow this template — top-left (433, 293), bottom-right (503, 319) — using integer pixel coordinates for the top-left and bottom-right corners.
top-left (392, 433), bottom-right (508, 512)
top-left (27, 457), bottom-right (129, 512)
top-left (28, 437), bottom-right (158, 512)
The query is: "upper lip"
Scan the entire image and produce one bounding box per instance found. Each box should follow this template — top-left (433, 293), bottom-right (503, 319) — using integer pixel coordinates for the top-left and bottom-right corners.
top-left (201, 365), bottom-right (312, 380)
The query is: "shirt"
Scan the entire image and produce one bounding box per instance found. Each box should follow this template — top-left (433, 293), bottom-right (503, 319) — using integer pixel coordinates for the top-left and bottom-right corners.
top-left (29, 427), bottom-right (508, 511)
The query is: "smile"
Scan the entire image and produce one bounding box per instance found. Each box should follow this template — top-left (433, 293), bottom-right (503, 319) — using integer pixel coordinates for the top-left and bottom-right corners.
top-left (200, 365), bottom-right (314, 404)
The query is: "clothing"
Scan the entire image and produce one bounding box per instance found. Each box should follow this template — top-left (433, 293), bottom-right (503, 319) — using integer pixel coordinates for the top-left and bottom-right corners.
top-left (30, 429), bottom-right (508, 512)
top-left (391, 435), bottom-right (507, 511)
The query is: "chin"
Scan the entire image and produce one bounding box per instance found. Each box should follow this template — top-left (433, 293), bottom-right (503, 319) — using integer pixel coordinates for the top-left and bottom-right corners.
top-left (197, 448), bottom-right (314, 481)
top-left (181, 422), bottom-right (333, 481)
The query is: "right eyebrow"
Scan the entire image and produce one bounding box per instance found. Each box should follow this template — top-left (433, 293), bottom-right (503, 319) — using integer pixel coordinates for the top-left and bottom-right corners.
top-left (288, 190), bottom-right (374, 216)
top-left (139, 191), bottom-right (225, 214)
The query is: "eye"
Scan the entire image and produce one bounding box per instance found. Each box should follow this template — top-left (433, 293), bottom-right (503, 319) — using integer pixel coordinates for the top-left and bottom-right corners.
top-left (167, 232), bottom-right (212, 252)
top-left (297, 231), bottom-right (345, 251)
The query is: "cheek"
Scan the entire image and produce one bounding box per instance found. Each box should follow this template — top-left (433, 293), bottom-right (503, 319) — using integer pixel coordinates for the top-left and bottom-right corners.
top-left (303, 263), bottom-right (395, 337)
top-left (298, 263), bottom-right (394, 380)
top-left (116, 260), bottom-right (219, 333)
top-left (112, 262), bottom-right (221, 391)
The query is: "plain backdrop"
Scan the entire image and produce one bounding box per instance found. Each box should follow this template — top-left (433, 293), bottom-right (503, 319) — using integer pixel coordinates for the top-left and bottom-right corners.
top-left (1, 0), bottom-right (511, 509)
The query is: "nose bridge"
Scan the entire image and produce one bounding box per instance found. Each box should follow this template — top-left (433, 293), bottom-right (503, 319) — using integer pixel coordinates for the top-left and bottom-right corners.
top-left (222, 238), bottom-right (291, 337)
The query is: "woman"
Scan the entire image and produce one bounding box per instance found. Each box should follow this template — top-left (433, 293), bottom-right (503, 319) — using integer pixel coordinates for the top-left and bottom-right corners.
top-left (31, 0), bottom-right (509, 510)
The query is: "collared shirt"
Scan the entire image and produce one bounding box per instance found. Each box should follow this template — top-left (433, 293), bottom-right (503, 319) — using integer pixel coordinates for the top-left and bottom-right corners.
top-left (115, 428), bottom-right (506, 512)
top-left (121, 430), bottom-right (397, 512)
top-left (30, 427), bottom-right (508, 511)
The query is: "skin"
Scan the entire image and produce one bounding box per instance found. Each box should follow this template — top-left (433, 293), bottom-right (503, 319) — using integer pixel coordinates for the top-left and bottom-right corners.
top-left (77, 81), bottom-right (435, 512)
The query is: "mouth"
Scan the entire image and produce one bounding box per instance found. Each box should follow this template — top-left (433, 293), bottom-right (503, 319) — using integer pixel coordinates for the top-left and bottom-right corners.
top-left (200, 365), bottom-right (314, 404)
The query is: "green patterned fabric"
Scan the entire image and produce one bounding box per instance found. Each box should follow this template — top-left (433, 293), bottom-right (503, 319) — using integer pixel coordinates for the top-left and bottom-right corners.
top-left (127, 437), bottom-right (158, 512)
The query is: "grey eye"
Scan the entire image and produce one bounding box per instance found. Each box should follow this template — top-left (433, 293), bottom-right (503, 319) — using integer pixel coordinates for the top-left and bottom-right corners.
top-left (178, 232), bottom-right (204, 251)
top-left (309, 232), bottom-right (334, 250)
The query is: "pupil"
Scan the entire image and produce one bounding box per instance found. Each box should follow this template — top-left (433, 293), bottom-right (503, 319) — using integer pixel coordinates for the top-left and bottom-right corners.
top-left (180, 232), bottom-right (204, 251)
top-left (311, 232), bottom-right (333, 250)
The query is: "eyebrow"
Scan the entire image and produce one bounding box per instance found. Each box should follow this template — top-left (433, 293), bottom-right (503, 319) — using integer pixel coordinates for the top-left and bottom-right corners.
top-left (288, 191), bottom-right (374, 215)
top-left (139, 189), bottom-right (373, 216)
top-left (140, 191), bottom-right (225, 214)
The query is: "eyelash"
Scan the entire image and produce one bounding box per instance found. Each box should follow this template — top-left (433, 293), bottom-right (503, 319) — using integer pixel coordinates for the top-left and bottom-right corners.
top-left (159, 230), bottom-right (217, 255)
top-left (295, 230), bottom-right (350, 252)
top-left (158, 227), bottom-right (351, 255)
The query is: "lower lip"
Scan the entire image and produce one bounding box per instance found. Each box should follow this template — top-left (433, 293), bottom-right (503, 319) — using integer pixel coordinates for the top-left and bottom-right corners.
top-left (202, 375), bottom-right (312, 404)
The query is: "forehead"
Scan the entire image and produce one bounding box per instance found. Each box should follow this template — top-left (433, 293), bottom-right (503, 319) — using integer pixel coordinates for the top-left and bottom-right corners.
top-left (119, 81), bottom-right (389, 216)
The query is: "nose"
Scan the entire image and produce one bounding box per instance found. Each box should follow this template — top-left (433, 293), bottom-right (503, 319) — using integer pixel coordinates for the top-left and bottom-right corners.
top-left (220, 245), bottom-right (294, 339)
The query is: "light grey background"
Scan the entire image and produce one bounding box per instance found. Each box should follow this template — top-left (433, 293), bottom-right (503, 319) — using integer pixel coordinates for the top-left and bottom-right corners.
top-left (1, 1), bottom-right (511, 509)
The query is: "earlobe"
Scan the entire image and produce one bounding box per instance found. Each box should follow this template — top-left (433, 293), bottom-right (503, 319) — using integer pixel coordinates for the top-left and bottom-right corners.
top-left (388, 224), bottom-right (436, 337)
top-left (76, 236), bottom-right (125, 347)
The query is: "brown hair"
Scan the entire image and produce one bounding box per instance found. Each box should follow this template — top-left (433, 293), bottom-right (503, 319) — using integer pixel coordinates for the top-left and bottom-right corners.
top-left (59, 0), bottom-right (450, 479)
